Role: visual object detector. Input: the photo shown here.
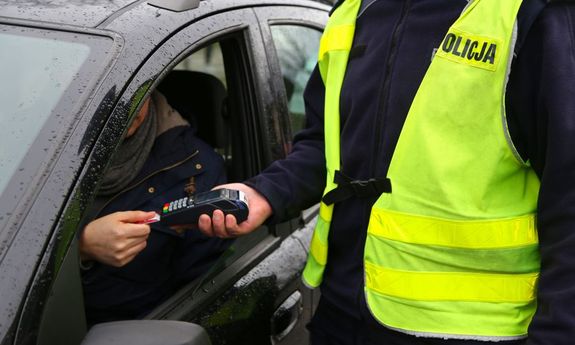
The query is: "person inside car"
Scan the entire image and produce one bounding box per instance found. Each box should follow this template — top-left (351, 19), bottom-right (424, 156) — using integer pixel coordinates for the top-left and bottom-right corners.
top-left (79, 90), bottom-right (231, 325)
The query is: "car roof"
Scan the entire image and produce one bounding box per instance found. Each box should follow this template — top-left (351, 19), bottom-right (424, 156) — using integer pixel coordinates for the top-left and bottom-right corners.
top-left (0, 0), bottom-right (139, 27)
top-left (0, 0), bottom-right (330, 28)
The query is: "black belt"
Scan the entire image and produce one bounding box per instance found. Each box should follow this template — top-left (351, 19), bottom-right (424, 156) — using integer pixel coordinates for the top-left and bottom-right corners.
top-left (322, 170), bottom-right (392, 205)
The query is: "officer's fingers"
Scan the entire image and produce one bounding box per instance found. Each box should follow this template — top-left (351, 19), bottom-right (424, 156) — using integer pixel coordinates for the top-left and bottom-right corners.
top-left (198, 214), bottom-right (215, 237)
top-left (224, 214), bottom-right (241, 237)
top-left (211, 210), bottom-right (229, 238)
top-left (170, 224), bottom-right (196, 231)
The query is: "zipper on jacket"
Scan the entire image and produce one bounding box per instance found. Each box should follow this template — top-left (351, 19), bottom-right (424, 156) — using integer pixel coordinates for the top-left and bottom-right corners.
top-left (95, 150), bottom-right (200, 217)
top-left (370, 0), bottom-right (412, 176)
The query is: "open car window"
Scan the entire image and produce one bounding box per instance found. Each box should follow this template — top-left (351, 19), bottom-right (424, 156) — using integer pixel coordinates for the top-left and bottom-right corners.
top-left (158, 42), bottom-right (231, 171)
top-left (144, 32), bottom-right (275, 320)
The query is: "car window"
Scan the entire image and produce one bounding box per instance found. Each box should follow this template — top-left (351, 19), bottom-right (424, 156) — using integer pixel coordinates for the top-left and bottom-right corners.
top-left (0, 25), bottom-right (113, 249)
top-left (175, 43), bottom-right (226, 87)
top-left (0, 29), bottom-right (92, 195)
top-left (166, 42), bottom-right (231, 162)
top-left (269, 25), bottom-right (321, 133)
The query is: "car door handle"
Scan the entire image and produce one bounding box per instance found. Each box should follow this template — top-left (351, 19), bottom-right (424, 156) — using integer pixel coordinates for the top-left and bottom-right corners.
top-left (270, 290), bottom-right (303, 343)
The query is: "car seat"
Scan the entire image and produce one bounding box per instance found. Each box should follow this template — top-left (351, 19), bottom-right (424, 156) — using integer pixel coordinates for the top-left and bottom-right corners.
top-left (157, 70), bottom-right (229, 153)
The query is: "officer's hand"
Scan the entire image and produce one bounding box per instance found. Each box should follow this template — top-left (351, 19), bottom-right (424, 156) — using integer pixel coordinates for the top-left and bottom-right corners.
top-left (198, 183), bottom-right (272, 238)
top-left (79, 211), bottom-right (155, 267)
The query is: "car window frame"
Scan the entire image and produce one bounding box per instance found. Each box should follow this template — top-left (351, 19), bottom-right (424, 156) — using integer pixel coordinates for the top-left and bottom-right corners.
top-left (254, 5), bottom-right (328, 143)
top-left (136, 8), bottom-right (287, 322)
top-left (252, 5), bottom-right (328, 239)
top-left (154, 6), bottom-right (329, 344)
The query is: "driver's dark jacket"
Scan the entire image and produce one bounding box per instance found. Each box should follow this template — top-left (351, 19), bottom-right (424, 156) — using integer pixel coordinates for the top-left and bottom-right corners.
top-left (246, 0), bottom-right (575, 344)
top-left (82, 125), bottom-right (230, 325)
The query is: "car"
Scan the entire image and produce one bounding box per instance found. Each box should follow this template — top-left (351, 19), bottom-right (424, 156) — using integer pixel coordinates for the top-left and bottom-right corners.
top-left (0, 0), bottom-right (329, 344)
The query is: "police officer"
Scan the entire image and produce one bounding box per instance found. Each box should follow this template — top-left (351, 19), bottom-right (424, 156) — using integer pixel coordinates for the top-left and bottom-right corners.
top-left (199, 0), bottom-right (575, 344)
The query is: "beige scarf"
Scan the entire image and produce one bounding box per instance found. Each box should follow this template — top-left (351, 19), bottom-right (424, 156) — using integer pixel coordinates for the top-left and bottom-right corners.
top-left (98, 91), bottom-right (189, 196)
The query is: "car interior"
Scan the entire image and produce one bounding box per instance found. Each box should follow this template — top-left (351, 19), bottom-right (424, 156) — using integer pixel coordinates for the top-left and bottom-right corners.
top-left (157, 44), bottom-right (237, 182)
top-left (157, 70), bottom-right (229, 156)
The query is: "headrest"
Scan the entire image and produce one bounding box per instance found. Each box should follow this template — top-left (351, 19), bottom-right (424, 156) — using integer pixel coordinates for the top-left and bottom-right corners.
top-left (158, 70), bottom-right (227, 149)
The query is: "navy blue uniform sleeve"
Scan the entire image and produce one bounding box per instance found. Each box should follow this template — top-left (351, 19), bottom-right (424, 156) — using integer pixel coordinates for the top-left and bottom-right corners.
top-left (245, 65), bottom-right (327, 223)
top-left (509, 4), bottom-right (575, 344)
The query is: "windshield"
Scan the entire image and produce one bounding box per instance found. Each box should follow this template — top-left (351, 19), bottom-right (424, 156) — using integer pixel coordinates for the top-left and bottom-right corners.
top-left (0, 29), bottom-right (94, 195)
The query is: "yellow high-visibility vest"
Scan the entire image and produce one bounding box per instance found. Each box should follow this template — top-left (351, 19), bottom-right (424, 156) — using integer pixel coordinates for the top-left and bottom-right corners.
top-left (303, 0), bottom-right (540, 340)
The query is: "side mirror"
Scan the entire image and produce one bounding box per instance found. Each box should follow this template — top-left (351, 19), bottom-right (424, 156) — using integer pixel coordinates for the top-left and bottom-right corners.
top-left (81, 320), bottom-right (211, 345)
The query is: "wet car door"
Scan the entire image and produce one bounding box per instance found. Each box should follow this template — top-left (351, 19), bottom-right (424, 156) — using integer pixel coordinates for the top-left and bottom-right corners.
top-left (140, 4), bottom-right (328, 345)
top-left (5, 2), bottom-right (328, 345)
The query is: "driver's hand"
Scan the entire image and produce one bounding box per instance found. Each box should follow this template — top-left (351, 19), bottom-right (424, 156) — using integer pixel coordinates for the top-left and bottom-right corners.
top-left (79, 210), bottom-right (155, 267)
